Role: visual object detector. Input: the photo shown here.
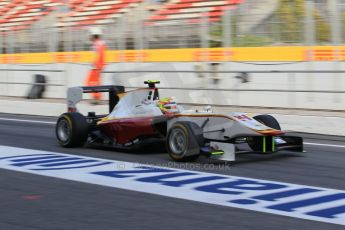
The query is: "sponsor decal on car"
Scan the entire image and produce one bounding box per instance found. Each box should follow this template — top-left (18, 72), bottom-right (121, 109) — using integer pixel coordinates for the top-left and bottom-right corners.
top-left (0, 145), bottom-right (344, 226)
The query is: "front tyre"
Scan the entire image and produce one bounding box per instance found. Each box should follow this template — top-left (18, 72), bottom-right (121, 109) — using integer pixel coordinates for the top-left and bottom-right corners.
top-left (249, 114), bottom-right (281, 152)
top-left (56, 112), bottom-right (88, 147)
top-left (253, 114), bottom-right (281, 130)
top-left (167, 122), bottom-right (203, 162)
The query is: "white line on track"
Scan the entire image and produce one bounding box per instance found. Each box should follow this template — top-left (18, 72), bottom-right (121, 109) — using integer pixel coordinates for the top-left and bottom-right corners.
top-left (0, 117), bottom-right (55, 124)
top-left (304, 142), bottom-right (345, 148)
top-left (1, 117), bottom-right (345, 149)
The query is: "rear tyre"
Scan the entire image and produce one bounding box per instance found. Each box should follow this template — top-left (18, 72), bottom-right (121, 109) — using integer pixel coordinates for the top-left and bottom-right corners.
top-left (56, 112), bottom-right (89, 147)
top-left (249, 114), bottom-right (281, 152)
top-left (167, 122), bottom-right (203, 162)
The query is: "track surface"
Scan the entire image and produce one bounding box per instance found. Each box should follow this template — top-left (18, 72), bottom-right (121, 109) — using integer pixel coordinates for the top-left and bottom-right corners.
top-left (0, 113), bottom-right (344, 230)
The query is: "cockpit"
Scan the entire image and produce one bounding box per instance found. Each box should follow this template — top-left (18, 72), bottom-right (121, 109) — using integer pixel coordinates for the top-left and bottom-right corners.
top-left (106, 88), bottom-right (180, 120)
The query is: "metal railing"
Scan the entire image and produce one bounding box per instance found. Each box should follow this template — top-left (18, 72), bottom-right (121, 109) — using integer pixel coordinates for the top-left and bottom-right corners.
top-left (0, 68), bottom-right (65, 88)
top-left (0, 0), bottom-right (344, 53)
top-left (1, 68), bottom-right (344, 91)
top-left (103, 69), bottom-right (345, 93)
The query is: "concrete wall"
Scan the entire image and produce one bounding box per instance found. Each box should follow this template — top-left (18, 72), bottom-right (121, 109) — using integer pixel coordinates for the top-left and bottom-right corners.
top-left (1, 61), bottom-right (344, 110)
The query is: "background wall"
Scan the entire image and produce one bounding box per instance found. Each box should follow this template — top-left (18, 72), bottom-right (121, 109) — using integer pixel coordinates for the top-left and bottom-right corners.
top-left (1, 56), bottom-right (344, 110)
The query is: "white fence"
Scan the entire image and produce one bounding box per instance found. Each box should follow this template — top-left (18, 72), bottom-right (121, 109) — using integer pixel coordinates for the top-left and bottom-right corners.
top-left (1, 61), bottom-right (344, 111)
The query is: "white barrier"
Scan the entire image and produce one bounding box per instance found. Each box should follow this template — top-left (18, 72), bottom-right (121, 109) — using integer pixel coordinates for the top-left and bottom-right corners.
top-left (0, 61), bottom-right (345, 110)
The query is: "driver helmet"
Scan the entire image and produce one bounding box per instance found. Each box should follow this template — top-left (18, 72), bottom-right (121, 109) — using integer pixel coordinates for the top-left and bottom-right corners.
top-left (157, 97), bottom-right (179, 114)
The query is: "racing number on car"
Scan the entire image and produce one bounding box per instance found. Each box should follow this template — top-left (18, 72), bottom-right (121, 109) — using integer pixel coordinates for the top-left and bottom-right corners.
top-left (234, 115), bottom-right (252, 121)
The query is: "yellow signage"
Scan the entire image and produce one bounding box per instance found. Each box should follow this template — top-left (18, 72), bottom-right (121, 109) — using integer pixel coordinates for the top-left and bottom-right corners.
top-left (0, 46), bottom-right (344, 64)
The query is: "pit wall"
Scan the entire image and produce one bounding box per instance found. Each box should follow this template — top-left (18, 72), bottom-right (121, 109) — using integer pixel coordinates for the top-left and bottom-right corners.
top-left (0, 46), bottom-right (344, 110)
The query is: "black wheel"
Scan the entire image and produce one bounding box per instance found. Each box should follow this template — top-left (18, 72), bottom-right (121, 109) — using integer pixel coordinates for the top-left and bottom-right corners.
top-left (56, 112), bottom-right (89, 147)
top-left (167, 122), bottom-right (203, 162)
top-left (249, 114), bottom-right (281, 152)
top-left (253, 114), bottom-right (281, 130)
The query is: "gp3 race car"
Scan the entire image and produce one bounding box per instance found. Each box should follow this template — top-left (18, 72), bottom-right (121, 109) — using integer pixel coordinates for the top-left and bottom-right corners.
top-left (55, 80), bottom-right (303, 162)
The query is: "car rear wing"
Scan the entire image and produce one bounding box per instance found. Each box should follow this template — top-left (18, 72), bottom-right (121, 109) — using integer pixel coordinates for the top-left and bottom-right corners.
top-left (67, 85), bottom-right (125, 113)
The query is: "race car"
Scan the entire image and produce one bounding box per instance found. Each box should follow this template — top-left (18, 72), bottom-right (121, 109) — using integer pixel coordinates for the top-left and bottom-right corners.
top-left (55, 80), bottom-right (303, 162)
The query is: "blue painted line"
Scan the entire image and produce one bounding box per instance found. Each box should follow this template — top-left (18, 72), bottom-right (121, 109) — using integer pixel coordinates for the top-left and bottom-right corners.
top-left (136, 173), bottom-right (226, 187)
top-left (12, 157), bottom-right (82, 167)
top-left (32, 162), bottom-right (112, 171)
top-left (92, 166), bottom-right (175, 178)
top-left (267, 193), bottom-right (345, 212)
top-left (11, 155), bottom-right (65, 162)
top-left (38, 159), bottom-right (100, 167)
top-left (0, 154), bottom-right (54, 160)
top-left (252, 188), bottom-right (321, 201)
top-left (230, 199), bottom-right (258, 205)
top-left (307, 205), bottom-right (345, 219)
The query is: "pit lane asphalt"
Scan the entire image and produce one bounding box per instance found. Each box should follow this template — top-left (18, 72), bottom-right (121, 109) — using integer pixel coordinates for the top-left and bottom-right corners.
top-left (0, 113), bottom-right (344, 230)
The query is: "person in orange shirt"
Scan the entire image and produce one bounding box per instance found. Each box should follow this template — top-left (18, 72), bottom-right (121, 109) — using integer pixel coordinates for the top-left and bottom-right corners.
top-left (85, 27), bottom-right (107, 102)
